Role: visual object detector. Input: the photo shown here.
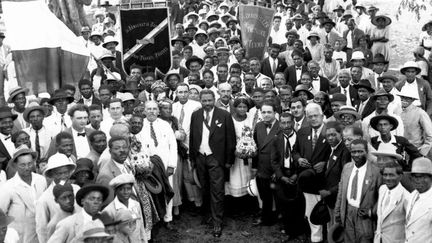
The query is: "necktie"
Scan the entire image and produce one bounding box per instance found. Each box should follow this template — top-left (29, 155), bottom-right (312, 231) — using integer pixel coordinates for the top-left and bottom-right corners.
top-left (150, 122), bottom-right (158, 147)
top-left (383, 191), bottom-right (391, 211)
top-left (77, 132), bottom-right (86, 137)
top-left (169, 91), bottom-right (174, 100)
top-left (326, 34), bottom-right (329, 44)
top-left (272, 59), bottom-right (277, 74)
top-left (61, 114), bottom-right (66, 131)
top-left (284, 135), bottom-right (290, 159)
top-left (35, 130), bottom-right (41, 161)
top-left (295, 122), bottom-right (300, 131)
top-left (179, 105), bottom-right (185, 129)
top-left (343, 88), bottom-right (347, 96)
top-left (350, 169), bottom-right (359, 200)
top-left (406, 193), bottom-right (420, 222)
top-left (312, 128), bottom-right (318, 151)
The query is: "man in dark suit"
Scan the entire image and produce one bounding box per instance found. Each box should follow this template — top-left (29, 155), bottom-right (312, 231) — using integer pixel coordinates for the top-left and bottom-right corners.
top-left (284, 50), bottom-right (307, 89)
top-left (47, 104), bottom-right (94, 158)
top-left (353, 79), bottom-right (376, 119)
top-left (261, 43), bottom-right (287, 81)
top-left (271, 112), bottom-right (306, 241)
top-left (334, 139), bottom-right (382, 242)
top-left (0, 107), bottom-right (16, 172)
top-left (252, 100), bottom-right (280, 226)
top-left (296, 0), bottom-right (316, 17)
top-left (77, 79), bottom-right (102, 106)
top-left (320, 121), bottom-right (351, 224)
top-left (308, 60), bottom-right (330, 93)
top-left (189, 90), bottom-right (236, 237)
top-left (293, 103), bottom-right (331, 243)
top-left (170, 0), bottom-right (187, 25)
top-left (330, 70), bottom-right (359, 107)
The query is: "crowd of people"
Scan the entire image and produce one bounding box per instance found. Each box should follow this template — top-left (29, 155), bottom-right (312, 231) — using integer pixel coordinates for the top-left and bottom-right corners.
top-left (1, 0), bottom-right (432, 242)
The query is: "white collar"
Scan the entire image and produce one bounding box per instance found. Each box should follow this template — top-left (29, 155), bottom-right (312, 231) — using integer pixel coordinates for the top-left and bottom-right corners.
top-left (377, 134), bottom-right (397, 144)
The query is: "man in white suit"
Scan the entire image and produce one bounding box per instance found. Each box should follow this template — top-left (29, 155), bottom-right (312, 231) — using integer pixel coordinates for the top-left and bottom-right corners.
top-left (142, 100), bottom-right (177, 229)
top-left (0, 146), bottom-right (47, 243)
top-left (405, 157), bottom-right (432, 243)
top-left (374, 156), bottom-right (409, 243)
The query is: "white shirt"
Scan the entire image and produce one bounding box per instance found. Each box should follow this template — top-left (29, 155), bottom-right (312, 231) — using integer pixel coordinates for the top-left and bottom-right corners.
top-left (294, 115), bottom-right (306, 131)
top-left (71, 128), bottom-right (90, 159)
top-left (270, 27), bottom-right (287, 45)
top-left (16, 173), bottom-right (38, 205)
top-left (172, 99), bottom-right (201, 148)
top-left (269, 57), bottom-right (279, 74)
top-left (376, 135), bottom-right (398, 153)
top-left (312, 76), bottom-right (321, 92)
top-left (312, 124), bottom-right (324, 138)
top-left (284, 131), bottom-right (296, 168)
top-left (341, 86), bottom-right (353, 107)
top-left (199, 108), bottom-right (214, 155)
top-left (82, 96), bottom-right (93, 107)
top-left (43, 110), bottom-right (72, 135)
top-left (404, 80), bottom-right (421, 107)
top-left (347, 162), bottom-right (368, 208)
top-left (22, 126), bottom-right (54, 160)
top-left (295, 65), bottom-right (303, 83)
top-left (112, 159), bottom-right (131, 174)
top-left (346, 30), bottom-right (353, 49)
top-left (0, 132), bottom-right (14, 157)
top-left (81, 209), bottom-right (93, 225)
top-left (5, 227), bottom-right (19, 243)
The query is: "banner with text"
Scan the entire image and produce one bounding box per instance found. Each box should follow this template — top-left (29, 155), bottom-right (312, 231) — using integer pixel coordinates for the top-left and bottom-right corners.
top-left (239, 5), bottom-right (275, 60)
top-left (120, 8), bottom-right (171, 74)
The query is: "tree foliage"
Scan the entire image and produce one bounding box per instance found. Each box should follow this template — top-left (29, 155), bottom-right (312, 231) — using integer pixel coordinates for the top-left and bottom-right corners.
top-left (48, 0), bottom-right (92, 35)
top-left (396, 0), bottom-right (432, 21)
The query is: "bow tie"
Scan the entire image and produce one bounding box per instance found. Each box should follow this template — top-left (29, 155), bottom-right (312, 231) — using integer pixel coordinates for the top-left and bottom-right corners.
top-left (313, 77), bottom-right (320, 81)
top-left (296, 67), bottom-right (302, 70)
top-left (77, 132), bottom-right (86, 137)
top-left (265, 123), bottom-right (272, 129)
top-left (92, 213), bottom-right (102, 221)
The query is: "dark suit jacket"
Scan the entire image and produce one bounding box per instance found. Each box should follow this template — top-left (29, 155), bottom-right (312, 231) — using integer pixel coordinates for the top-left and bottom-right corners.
top-left (396, 78), bottom-right (432, 117)
top-left (252, 121), bottom-right (280, 179)
top-left (292, 125), bottom-right (332, 193)
top-left (270, 131), bottom-right (298, 180)
top-left (170, 3), bottom-right (186, 24)
top-left (77, 96), bottom-right (102, 106)
top-left (296, 2), bottom-right (316, 16)
top-left (316, 75), bottom-right (331, 93)
top-left (283, 64), bottom-right (307, 89)
top-left (47, 127), bottom-right (95, 158)
top-left (189, 107), bottom-right (236, 167)
top-left (343, 28), bottom-right (365, 50)
top-left (0, 140), bottom-right (11, 171)
top-left (215, 99), bottom-right (235, 114)
top-left (335, 162), bottom-right (382, 227)
top-left (330, 85), bottom-right (360, 105)
top-left (179, 67), bottom-right (190, 80)
top-left (324, 142), bottom-right (351, 208)
top-left (353, 98), bottom-right (376, 119)
top-left (370, 135), bottom-right (422, 170)
top-left (260, 57), bottom-right (287, 81)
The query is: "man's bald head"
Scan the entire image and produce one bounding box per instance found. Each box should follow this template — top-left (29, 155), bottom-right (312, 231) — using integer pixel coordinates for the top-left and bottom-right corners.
top-left (109, 124), bottom-right (130, 139)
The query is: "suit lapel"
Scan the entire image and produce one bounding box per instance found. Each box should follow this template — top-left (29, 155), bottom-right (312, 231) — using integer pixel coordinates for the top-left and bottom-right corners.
top-left (13, 175), bottom-right (36, 213)
top-left (360, 163), bottom-right (373, 204)
top-left (0, 139), bottom-right (11, 159)
top-left (209, 109), bottom-right (219, 137)
top-left (382, 185), bottom-right (403, 221)
top-left (325, 144), bottom-right (342, 177)
top-left (260, 122), bottom-right (279, 149)
top-left (342, 163), bottom-right (354, 200)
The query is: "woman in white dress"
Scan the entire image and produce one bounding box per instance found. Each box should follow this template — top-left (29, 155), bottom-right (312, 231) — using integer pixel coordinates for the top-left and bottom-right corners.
top-left (370, 15), bottom-right (391, 61)
top-left (226, 97), bottom-right (253, 197)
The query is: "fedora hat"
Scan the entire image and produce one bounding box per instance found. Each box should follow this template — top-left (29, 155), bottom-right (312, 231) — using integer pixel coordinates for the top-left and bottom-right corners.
top-left (334, 105), bottom-right (360, 120)
top-left (307, 31), bottom-right (320, 40)
top-left (185, 24), bottom-right (198, 32)
top-left (411, 157), bottom-right (432, 175)
top-left (102, 36), bottom-right (119, 48)
top-left (99, 50), bottom-right (115, 60)
top-left (81, 26), bottom-right (91, 33)
top-left (372, 15), bottom-right (392, 27)
top-left (23, 103), bottom-right (46, 123)
top-left (372, 53), bottom-right (389, 64)
top-left (9, 145), bottom-right (37, 164)
top-left (120, 92), bottom-right (135, 103)
top-left (48, 90), bottom-right (74, 105)
top-left (206, 12), bottom-right (219, 22)
top-left (371, 89), bottom-right (394, 102)
top-left (293, 84), bottom-right (314, 100)
top-left (377, 73), bottom-right (398, 83)
top-left (164, 70), bottom-right (182, 83)
top-left (297, 168), bottom-right (317, 192)
top-left (192, 168), bottom-right (201, 188)
top-left (372, 146), bottom-right (403, 161)
top-left (79, 220), bottom-right (113, 241)
top-left (397, 86), bottom-right (419, 100)
top-left (328, 223), bottom-right (344, 243)
top-left (247, 178), bottom-right (259, 197)
top-left (89, 31), bottom-right (102, 39)
top-left (342, 10), bottom-right (353, 19)
top-left (71, 158), bottom-right (94, 180)
top-left (198, 19), bottom-right (209, 28)
top-left (0, 106), bottom-right (17, 120)
top-left (226, 18), bottom-right (238, 26)
top-left (76, 184), bottom-right (110, 207)
top-left (333, 5), bottom-right (345, 12)
top-left (7, 86), bottom-right (28, 103)
top-left (143, 174), bottom-right (162, 194)
top-left (209, 21), bottom-right (222, 29)
top-left (109, 174), bottom-right (135, 189)
top-left (329, 93), bottom-right (347, 103)
top-left (0, 209), bottom-right (13, 227)
top-left (44, 153), bottom-right (76, 178)
top-left (310, 199), bottom-right (330, 225)
top-left (353, 79), bottom-right (375, 93)
top-left (123, 81), bottom-right (139, 93)
top-left (354, 4), bottom-right (366, 10)
top-left (422, 20), bottom-right (432, 31)
top-left (186, 55), bottom-right (204, 70)
top-left (207, 27), bottom-right (220, 35)
top-left (185, 12), bottom-right (199, 20)
top-left (322, 19), bottom-right (336, 27)
top-left (370, 114), bottom-right (399, 131)
top-left (350, 51), bottom-right (365, 61)
top-left (285, 29), bottom-right (299, 38)
top-left (367, 5), bottom-right (379, 12)
top-left (228, 36), bottom-right (241, 45)
top-left (400, 61), bottom-right (421, 75)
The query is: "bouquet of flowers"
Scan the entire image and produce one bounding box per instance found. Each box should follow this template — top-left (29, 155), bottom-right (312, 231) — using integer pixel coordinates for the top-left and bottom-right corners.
top-left (235, 126), bottom-right (257, 159)
top-left (129, 150), bottom-right (154, 181)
